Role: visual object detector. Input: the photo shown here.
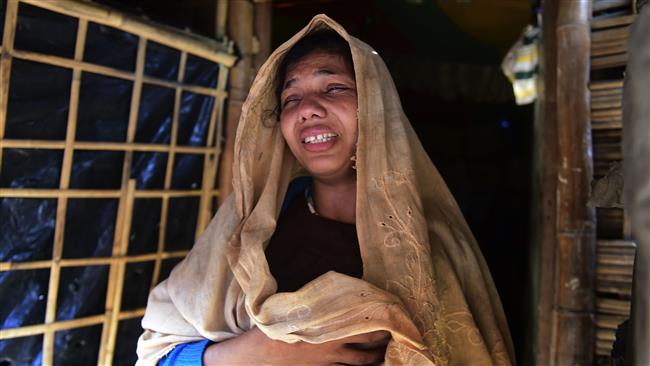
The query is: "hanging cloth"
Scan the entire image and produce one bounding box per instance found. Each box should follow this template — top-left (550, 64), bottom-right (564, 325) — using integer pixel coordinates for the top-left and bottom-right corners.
top-left (501, 25), bottom-right (540, 105)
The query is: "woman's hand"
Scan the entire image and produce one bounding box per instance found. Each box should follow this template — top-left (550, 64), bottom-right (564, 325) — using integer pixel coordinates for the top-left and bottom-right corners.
top-left (203, 327), bottom-right (390, 365)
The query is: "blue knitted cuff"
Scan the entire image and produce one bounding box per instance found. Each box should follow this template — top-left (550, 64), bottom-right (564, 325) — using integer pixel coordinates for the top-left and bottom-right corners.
top-left (158, 339), bottom-right (211, 366)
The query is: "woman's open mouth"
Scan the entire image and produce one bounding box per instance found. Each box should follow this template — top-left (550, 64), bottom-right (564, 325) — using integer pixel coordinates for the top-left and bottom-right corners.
top-left (302, 132), bottom-right (338, 144)
top-left (301, 132), bottom-right (338, 152)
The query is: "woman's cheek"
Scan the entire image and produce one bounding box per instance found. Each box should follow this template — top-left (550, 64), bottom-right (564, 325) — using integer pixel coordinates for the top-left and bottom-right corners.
top-left (279, 117), bottom-right (291, 142)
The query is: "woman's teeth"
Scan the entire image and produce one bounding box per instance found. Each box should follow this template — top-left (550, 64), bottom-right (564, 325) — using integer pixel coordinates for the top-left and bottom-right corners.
top-left (303, 133), bottom-right (338, 144)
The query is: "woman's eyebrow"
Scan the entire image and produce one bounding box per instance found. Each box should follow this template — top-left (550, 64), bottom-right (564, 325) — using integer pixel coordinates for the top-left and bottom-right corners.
top-left (314, 68), bottom-right (335, 76)
top-left (283, 78), bottom-right (297, 90)
top-left (283, 68), bottom-right (347, 91)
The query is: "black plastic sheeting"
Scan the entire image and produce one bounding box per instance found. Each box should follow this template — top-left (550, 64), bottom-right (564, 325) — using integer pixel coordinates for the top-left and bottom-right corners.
top-left (1, 3), bottom-right (220, 365)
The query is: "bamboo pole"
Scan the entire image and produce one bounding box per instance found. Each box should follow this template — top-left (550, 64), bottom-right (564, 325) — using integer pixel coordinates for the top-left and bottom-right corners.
top-left (20, 0), bottom-right (236, 67)
top-left (597, 273), bottom-right (634, 282)
top-left (592, 115), bottom-right (622, 124)
top-left (597, 283), bottom-right (632, 295)
top-left (0, 188), bottom-right (219, 198)
top-left (211, 65), bottom-right (230, 207)
top-left (98, 33), bottom-right (147, 365)
top-left (597, 298), bottom-right (631, 315)
top-left (216, 0), bottom-right (229, 40)
top-left (591, 89), bottom-right (623, 98)
top-left (591, 43), bottom-right (627, 57)
top-left (0, 138), bottom-right (220, 153)
top-left (592, 53), bottom-right (628, 69)
top-left (599, 239), bottom-right (637, 249)
top-left (195, 65), bottom-right (227, 236)
top-left (218, 0), bottom-right (256, 205)
top-left (591, 94), bottom-right (622, 105)
top-left (0, 314), bottom-right (106, 339)
top-left (590, 79), bottom-right (624, 90)
top-left (117, 308), bottom-right (146, 320)
top-left (591, 26), bottom-right (630, 42)
top-left (0, 306), bottom-right (146, 340)
top-left (6, 48), bottom-right (227, 98)
top-left (593, 152), bottom-right (623, 160)
top-left (592, 121), bottom-right (623, 130)
top-left (196, 64), bottom-right (230, 235)
top-left (591, 14), bottom-right (636, 29)
top-left (0, 251), bottom-right (189, 272)
top-left (592, 131), bottom-right (622, 142)
top-left (593, 0), bottom-right (633, 12)
top-left (0, 0), bottom-right (19, 176)
top-left (596, 328), bottom-right (617, 342)
top-left (592, 108), bottom-right (622, 119)
top-left (592, 37), bottom-right (627, 49)
top-left (596, 343), bottom-right (614, 356)
top-left (150, 51), bottom-right (188, 290)
top-left (597, 254), bottom-right (635, 266)
top-left (41, 18), bottom-right (88, 365)
top-left (254, 0), bottom-right (273, 71)
top-left (597, 266), bottom-right (634, 276)
top-left (100, 180), bottom-right (136, 365)
top-left (596, 314), bottom-right (631, 329)
top-left (597, 273), bottom-right (633, 283)
top-left (196, 117), bottom-right (219, 236)
top-left (591, 98), bottom-right (622, 110)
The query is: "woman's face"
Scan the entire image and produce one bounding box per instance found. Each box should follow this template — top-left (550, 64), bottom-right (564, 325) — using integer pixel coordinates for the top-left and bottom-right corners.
top-left (279, 50), bottom-right (358, 183)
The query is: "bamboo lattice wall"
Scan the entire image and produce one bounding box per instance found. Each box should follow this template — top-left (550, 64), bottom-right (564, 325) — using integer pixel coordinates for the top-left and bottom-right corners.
top-left (590, 0), bottom-right (638, 363)
top-left (0, 0), bottom-right (235, 364)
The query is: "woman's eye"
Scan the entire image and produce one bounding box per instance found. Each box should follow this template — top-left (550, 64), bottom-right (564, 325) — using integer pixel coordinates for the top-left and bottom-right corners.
top-left (326, 85), bottom-right (347, 93)
top-left (283, 97), bottom-right (300, 107)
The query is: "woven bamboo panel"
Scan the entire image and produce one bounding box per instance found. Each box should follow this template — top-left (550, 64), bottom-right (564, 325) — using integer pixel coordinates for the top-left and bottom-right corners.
top-left (0, 0), bottom-right (234, 364)
top-left (590, 1), bottom-right (637, 363)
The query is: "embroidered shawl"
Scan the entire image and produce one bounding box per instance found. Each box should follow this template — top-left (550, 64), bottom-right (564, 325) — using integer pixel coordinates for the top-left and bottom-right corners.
top-left (137, 14), bottom-right (514, 366)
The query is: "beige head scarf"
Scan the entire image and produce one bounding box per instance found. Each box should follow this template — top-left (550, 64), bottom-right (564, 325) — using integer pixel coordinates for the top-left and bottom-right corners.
top-left (137, 14), bottom-right (514, 365)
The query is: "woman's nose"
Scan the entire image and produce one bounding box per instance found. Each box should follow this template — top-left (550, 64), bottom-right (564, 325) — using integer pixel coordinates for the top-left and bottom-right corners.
top-left (298, 95), bottom-right (326, 122)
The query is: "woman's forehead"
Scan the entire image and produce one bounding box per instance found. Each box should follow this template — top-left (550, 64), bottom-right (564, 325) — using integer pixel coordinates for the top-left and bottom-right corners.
top-left (283, 51), bottom-right (355, 86)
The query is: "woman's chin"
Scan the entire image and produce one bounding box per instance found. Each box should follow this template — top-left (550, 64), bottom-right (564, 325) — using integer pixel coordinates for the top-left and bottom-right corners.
top-left (305, 163), bottom-right (356, 183)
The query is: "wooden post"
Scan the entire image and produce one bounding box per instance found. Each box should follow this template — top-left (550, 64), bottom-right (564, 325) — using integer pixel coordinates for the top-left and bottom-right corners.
top-left (254, 0), bottom-right (273, 71)
top-left (533, 1), bottom-right (559, 364)
top-left (555, 1), bottom-right (595, 364)
top-left (218, 0), bottom-right (256, 204)
top-left (536, 0), bottom-right (596, 364)
top-left (216, 0), bottom-right (229, 41)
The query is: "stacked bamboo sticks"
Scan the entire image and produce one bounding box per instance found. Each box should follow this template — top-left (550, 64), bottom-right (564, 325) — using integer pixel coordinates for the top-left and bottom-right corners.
top-left (591, 80), bottom-right (623, 178)
top-left (597, 240), bottom-right (635, 296)
top-left (590, 0), bottom-right (637, 360)
top-left (591, 2), bottom-right (636, 70)
top-left (0, 0), bottom-right (233, 364)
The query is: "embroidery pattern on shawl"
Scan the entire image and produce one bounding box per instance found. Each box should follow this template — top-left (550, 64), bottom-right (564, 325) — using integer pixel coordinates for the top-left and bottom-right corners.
top-left (374, 170), bottom-right (450, 365)
top-left (444, 311), bottom-right (482, 345)
top-left (490, 338), bottom-right (510, 366)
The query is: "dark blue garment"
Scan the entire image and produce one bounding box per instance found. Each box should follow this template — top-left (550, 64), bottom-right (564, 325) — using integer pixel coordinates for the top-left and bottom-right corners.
top-left (158, 339), bottom-right (211, 365)
top-left (156, 178), bottom-right (312, 365)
